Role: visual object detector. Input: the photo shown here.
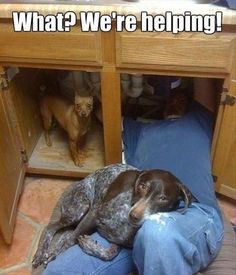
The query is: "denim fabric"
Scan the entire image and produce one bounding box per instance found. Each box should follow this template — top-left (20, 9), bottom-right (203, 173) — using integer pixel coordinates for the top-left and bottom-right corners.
top-left (44, 104), bottom-right (224, 274)
top-left (123, 103), bottom-right (221, 218)
top-left (43, 233), bottom-right (135, 275)
top-left (44, 203), bottom-right (223, 275)
top-left (133, 203), bottom-right (224, 275)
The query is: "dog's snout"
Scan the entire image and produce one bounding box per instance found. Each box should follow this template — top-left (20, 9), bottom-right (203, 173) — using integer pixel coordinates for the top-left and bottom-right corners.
top-left (81, 111), bottom-right (87, 117)
top-left (129, 211), bottom-right (140, 225)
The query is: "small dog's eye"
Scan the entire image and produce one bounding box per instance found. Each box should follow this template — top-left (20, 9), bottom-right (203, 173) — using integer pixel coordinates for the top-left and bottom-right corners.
top-left (87, 104), bottom-right (92, 108)
top-left (77, 104), bottom-right (81, 108)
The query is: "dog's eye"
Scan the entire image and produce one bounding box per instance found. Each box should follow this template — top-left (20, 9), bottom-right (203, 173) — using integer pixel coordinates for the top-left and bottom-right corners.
top-left (139, 183), bottom-right (147, 190)
top-left (87, 104), bottom-right (92, 108)
top-left (159, 194), bottom-right (167, 201)
top-left (76, 104), bottom-right (81, 108)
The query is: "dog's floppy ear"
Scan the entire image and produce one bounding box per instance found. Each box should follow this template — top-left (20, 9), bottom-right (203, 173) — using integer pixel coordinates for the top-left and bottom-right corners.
top-left (177, 182), bottom-right (193, 213)
top-left (103, 170), bottom-right (141, 203)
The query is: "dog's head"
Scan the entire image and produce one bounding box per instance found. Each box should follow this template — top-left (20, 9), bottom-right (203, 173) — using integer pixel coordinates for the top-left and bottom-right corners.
top-left (128, 170), bottom-right (193, 226)
top-left (74, 94), bottom-right (93, 118)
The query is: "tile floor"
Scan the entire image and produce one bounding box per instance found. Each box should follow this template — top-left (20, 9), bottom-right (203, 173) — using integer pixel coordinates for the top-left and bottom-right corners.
top-left (0, 177), bottom-right (72, 275)
top-left (0, 176), bottom-right (235, 275)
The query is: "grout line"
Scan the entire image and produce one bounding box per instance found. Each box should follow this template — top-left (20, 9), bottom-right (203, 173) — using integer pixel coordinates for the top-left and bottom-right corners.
top-left (18, 211), bottom-right (44, 230)
top-left (26, 225), bottom-right (45, 265)
top-left (17, 211), bottom-right (46, 267)
top-left (0, 263), bottom-right (29, 274)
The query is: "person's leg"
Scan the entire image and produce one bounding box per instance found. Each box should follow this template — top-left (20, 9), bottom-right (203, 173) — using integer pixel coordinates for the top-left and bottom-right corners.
top-left (44, 232), bottom-right (136, 275)
top-left (133, 203), bottom-right (224, 275)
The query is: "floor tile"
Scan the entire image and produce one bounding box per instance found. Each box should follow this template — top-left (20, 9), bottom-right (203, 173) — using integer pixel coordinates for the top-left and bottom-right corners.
top-left (18, 177), bottom-right (72, 225)
top-left (0, 216), bottom-right (36, 269)
top-left (1, 176), bottom-right (235, 275)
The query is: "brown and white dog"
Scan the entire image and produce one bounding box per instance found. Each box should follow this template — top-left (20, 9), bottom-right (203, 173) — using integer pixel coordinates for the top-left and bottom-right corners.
top-left (32, 164), bottom-right (193, 268)
top-left (40, 92), bottom-right (93, 166)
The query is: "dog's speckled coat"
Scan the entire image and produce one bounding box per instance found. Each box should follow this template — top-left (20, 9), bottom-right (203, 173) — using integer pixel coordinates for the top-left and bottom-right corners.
top-left (32, 164), bottom-right (137, 267)
top-left (32, 163), bottom-right (192, 268)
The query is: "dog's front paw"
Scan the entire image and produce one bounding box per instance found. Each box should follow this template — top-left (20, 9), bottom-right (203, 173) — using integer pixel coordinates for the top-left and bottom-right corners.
top-left (46, 140), bottom-right (52, 147)
top-left (45, 135), bottom-right (52, 147)
top-left (42, 251), bottom-right (57, 266)
top-left (32, 250), bottom-right (47, 269)
top-left (74, 158), bottom-right (83, 167)
top-left (77, 235), bottom-right (120, 261)
top-left (77, 235), bottom-right (90, 246)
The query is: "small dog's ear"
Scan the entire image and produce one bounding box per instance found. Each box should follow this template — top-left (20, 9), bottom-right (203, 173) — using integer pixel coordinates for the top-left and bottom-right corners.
top-left (103, 170), bottom-right (141, 202)
top-left (177, 182), bottom-right (193, 213)
top-left (74, 89), bottom-right (93, 99)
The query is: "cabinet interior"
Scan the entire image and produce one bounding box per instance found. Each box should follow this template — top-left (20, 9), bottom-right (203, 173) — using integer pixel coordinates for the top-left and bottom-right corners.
top-left (9, 67), bottom-right (105, 177)
top-left (9, 68), bottom-right (223, 178)
top-left (122, 75), bottom-right (222, 126)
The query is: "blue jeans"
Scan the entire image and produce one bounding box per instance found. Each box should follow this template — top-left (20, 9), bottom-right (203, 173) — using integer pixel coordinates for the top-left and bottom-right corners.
top-left (44, 203), bottom-right (223, 275)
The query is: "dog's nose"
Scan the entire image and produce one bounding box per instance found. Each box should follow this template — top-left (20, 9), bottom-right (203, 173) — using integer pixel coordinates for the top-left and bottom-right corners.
top-left (81, 111), bottom-right (87, 117)
top-left (129, 211), bottom-right (140, 224)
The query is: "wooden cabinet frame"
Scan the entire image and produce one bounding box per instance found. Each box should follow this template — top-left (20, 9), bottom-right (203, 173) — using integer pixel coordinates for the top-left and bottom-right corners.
top-left (0, 20), bottom-right (235, 243)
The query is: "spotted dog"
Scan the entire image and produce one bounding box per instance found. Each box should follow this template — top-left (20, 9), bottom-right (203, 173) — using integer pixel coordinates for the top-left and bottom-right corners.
top-left (32, 163), bottom-right (193, 268)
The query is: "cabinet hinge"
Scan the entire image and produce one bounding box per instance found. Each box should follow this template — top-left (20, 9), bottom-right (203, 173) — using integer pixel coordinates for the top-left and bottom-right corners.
top-left (0, 71), bottom-right (9, 91)
top-left (212, 175), bottom-right (218, 182)
top-left (221, 88), bottom-right (236, 106)
top-left (21, 150), bottom-right (28, 164)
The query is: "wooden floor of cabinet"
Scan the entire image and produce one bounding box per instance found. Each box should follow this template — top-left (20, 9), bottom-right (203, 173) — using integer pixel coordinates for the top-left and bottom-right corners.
top-left (27, 122), bottom-right (105, 178)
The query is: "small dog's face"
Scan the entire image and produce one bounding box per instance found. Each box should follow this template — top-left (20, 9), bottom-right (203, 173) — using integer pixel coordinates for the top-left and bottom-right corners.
top-left (74, 95), bottom-right (93, 118)
top-left (128, 170), bottom-right (192, 226)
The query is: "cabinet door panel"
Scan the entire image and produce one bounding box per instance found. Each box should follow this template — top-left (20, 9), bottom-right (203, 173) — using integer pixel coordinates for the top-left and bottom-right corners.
top-left (212, 82), bottom-right (236, 199)
top-left (0, 88), bottom-right (25, 244)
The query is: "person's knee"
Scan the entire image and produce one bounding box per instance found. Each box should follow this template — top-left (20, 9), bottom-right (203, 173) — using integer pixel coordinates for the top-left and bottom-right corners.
top-left (133, 219), bottom-right (180, 253)
top-left (132, 219), bottom-right (184, 274)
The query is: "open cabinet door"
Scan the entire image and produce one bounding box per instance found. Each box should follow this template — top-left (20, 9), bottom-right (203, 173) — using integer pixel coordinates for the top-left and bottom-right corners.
top-left (212, 80), bottom-right (236, 200)
top-left (0, 69), bottom-right (26, 244)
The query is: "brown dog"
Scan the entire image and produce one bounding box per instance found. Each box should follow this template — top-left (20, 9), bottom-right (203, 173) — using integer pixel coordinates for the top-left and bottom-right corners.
top-left (40, 93), bottom-right (93, 166)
